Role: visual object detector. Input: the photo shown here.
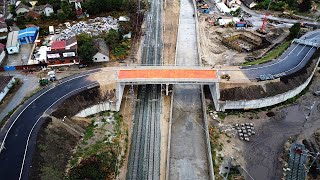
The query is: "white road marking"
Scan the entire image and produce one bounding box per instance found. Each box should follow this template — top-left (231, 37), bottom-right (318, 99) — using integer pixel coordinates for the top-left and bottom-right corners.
top-left (18, 82), bottom-right (99, 180)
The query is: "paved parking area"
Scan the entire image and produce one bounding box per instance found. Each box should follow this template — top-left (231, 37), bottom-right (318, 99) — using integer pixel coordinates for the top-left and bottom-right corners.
top-left (5, 44), bottom-right (34, 66)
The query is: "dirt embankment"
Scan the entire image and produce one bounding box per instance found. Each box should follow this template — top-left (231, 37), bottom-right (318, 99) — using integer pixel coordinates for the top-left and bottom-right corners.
top-left (29, 116), bottom-right (89, 180)
top-left (220, 55), bottom-right (319, 101)
top-left (29, 87), bottom-right (116, 179)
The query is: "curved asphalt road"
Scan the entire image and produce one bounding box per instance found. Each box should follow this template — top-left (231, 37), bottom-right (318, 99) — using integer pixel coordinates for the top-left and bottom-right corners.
top-left (241, 4), bottom-right (320, 26)
top-left (242, 30), bottom-right (320, 80)
top-left (0, 69), bottom-right (100, 180)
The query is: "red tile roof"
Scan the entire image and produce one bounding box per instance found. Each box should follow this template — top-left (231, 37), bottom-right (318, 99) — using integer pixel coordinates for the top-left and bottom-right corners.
top-left (51, 40), bottom-right (66, 50)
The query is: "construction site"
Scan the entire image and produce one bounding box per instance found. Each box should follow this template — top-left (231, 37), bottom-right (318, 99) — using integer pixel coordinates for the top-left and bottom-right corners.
top-left (197, 0), bottom-right (290, 66)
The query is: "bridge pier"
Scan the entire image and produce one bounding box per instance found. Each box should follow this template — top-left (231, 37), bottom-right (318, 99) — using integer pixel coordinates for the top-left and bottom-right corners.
top-left (209, 82), bottom-right (222, 111)
top-left (166, 83), bottom-right (169, 96)
top-left (116, 83), bottom-right (125, 111)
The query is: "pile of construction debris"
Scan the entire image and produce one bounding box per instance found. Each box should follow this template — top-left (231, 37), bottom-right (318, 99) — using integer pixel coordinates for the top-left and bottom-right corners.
top-left (234, 123), bottom-right (255, 141)
top-left (57, 16), bottom-right (119, 40)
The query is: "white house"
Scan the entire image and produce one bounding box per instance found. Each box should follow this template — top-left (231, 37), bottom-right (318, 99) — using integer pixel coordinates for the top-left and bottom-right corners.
top-left (226, 0), bottom-right (241, 11)
top-left (0, 76), bottom-right (15, 103)
top-left (216, 2), bottom-right (231, 13)
top-left (92, 38), bottom-right (109, 62)
top-left (34, 4), bottom-right (54, 17)
top-left (15, 2), bottom-right (30, 14)
top-left (6, 31), bottom-right (20, 54)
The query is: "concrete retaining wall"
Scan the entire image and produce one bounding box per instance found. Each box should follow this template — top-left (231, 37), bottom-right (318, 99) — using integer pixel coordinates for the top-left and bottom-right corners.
top-left (218, 58), bottom-right (320, 111)
top-left (75, 84), bottom-right (125, 117)
top-left (192, 0), bottom-right (201, 64)
top-left (201, 86), bottom-right (215, 180)
top-left (116, 84), bottom-right (125, 111)
top-left (209, 83), bottom-right (220, 111)
top-left (75, 102), bottom-right (114, 117)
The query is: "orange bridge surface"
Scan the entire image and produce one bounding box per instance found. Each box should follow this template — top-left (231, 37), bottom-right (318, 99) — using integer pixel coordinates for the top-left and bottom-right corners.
top-left (118, 69), bottom-right (217, 79)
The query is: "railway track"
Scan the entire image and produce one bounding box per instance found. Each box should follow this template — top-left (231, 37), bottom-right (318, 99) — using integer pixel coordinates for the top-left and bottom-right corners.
top-left (127, 0), bottom-right (162, 178)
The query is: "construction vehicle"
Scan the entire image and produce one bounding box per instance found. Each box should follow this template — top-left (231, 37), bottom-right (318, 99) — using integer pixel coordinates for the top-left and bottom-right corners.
top-left (47, 70), bottom-right (56, 81)
top-left (221, 74), bottom-right (231, 81)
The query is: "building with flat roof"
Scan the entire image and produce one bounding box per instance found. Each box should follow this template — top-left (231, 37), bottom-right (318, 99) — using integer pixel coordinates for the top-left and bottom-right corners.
top-left (6, 31), bottom-right (20, 54)
top-left (18, 27), bottom-right (39, 44)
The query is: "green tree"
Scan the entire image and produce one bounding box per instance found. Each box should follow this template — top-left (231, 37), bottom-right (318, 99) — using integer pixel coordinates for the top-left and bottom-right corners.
top-left (104, 29), bottom-right (121, 48)
top-left (77, 33), bottom-right (96, 63)
top-left (9, 4), bottom-right (16, 16)
top-left (286, 0), bottom-right (296, 8)
top-left (299, 0), bottom-right (312, 12)
top-left (289, 23), bottom-right (301, 39)
top-left (57, 11), bottom-right (67, 21)
top-left (61, 1), bottom-right (74, 18)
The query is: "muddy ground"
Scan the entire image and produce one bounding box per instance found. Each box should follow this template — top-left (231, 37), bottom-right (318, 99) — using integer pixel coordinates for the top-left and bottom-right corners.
top-left (206, 68), bottom-right (320, 180)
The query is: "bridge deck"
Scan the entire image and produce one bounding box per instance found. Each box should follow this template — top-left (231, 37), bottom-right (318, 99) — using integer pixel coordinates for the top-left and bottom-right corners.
top-left (118, 69), bottom-right (217, 79)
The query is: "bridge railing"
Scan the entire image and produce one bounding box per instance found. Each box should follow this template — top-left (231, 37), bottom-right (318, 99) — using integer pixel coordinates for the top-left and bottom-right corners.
top-left (293, 39), bottom-right (320, 48)
top-left (120, 63), bottom-right (203, 67)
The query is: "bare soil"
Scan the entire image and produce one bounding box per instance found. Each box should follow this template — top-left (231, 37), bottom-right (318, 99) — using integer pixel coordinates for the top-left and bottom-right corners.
top-left (198, 15), bottom-right (247, 66)
top-left (162, 0), bottom-right (179, 65)
top-left (118, 86), bottom-right (138, 179)
top-left (29, 116), bottom-right (88, 180)
top-left (160, 92), bottom-right (171, 180)
top-left (206, 69), bottom-right (320, 179)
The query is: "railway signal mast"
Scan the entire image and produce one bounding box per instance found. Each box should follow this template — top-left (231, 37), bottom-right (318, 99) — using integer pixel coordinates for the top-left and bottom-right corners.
top-left (261, 0), bottom-right (272, 30)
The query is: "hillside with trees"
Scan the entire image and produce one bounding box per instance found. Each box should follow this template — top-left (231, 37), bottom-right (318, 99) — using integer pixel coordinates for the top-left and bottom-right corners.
top-left (255, 0), bottom-right (313, 12)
